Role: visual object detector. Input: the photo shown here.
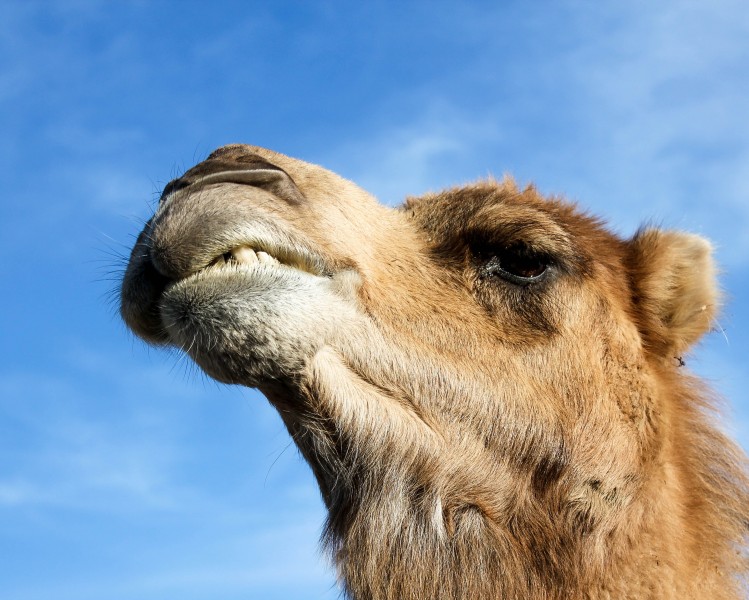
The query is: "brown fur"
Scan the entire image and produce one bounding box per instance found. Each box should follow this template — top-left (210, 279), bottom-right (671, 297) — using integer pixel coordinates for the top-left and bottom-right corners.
top-left (121, 144), bottom-right (749, 599)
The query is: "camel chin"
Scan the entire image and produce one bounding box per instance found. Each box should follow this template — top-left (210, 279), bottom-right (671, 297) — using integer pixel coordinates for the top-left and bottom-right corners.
top-left (162, 256), bottom-right (362, 386)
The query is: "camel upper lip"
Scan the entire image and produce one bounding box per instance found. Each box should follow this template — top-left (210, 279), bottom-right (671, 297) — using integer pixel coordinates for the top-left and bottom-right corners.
top-left (148, 180), bottom-right (331, 282)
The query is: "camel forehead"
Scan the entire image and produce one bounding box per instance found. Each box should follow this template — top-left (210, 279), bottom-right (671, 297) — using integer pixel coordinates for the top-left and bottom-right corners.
top-left (408, 181), bottom-right (619, 249)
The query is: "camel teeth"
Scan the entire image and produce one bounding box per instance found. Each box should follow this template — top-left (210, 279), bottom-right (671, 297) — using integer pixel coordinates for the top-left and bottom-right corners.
top-left (232, 246), bottom-right (259, 265)
top-left (256, 251), bottom-right (279, 265)
top-left (211, 244), bottom-right (314, 273)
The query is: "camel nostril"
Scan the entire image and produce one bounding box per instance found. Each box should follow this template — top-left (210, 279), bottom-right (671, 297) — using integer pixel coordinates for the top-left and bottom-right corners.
top-left (159, 178), bottom-right (190, 202)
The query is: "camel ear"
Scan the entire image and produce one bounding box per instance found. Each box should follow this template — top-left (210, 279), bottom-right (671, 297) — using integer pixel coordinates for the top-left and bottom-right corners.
top-left (626, 228), bottom-right (719, 357)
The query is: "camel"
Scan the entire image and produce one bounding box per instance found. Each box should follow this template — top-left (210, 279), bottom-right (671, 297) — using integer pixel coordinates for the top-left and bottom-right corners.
top-left (120, 144), bottom-right (749, 599)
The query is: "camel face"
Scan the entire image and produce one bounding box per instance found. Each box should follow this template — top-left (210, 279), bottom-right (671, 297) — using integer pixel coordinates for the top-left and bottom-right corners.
top-left (120, 144), bottom-right (745, 599)
top-left (122, 144), bottom-right (688, 453)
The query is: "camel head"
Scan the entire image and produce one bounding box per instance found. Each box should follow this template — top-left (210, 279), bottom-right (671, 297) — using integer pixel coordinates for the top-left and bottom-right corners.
top-left (120, 144), bottom-right (747, 599)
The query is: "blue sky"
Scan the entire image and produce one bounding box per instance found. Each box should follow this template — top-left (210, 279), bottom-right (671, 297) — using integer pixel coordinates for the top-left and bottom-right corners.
top-left (1, 1), bottom-right (747, 598)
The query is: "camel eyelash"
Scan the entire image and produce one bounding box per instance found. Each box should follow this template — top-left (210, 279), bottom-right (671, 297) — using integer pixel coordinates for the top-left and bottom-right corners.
top-left (479, 244), bottom-right (552, 286)
top-left (468, 234), bottom-right (557, 286)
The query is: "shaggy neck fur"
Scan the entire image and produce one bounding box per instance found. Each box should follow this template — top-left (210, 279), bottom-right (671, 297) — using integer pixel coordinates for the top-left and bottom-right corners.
top-left (270, 359), bottom-right (748, 600)
top-left (258, 332), bottom-right (749, 600)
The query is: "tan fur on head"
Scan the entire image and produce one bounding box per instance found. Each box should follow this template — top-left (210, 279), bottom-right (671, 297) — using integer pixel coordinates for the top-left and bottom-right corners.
top-left (626, 229), bottom-right (719, 358)
top-left (120, 144), bottom-right (748, 600)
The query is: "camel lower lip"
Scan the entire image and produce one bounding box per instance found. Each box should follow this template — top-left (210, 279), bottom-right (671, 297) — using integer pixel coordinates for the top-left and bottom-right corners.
top-left (193, 259), bottom-right (317, 282)
top-left (164, 255), bottom-right (328, 306)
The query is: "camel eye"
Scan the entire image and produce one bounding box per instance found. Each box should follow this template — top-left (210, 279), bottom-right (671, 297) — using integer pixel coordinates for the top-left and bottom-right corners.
top-left (482, 244), bottom-right (550, 285)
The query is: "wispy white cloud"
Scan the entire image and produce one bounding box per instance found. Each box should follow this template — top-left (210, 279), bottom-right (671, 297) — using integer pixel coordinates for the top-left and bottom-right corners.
top-left (0, 338), bottom-right (235, 511)
top-left (324, 104), bottom-right (498, 205)
top-left (321, 2), bottom-right (749, 266)
top-left (0, 343), bottom-right (337, 598)
top-left (0, 372), bottom-right (183, 512)
top-left (4, 516), bottom-right (338, 600)
top-left (70, 162), bottom-right (158, 214)
top-left (0, 480), bottom-right (37, 507)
